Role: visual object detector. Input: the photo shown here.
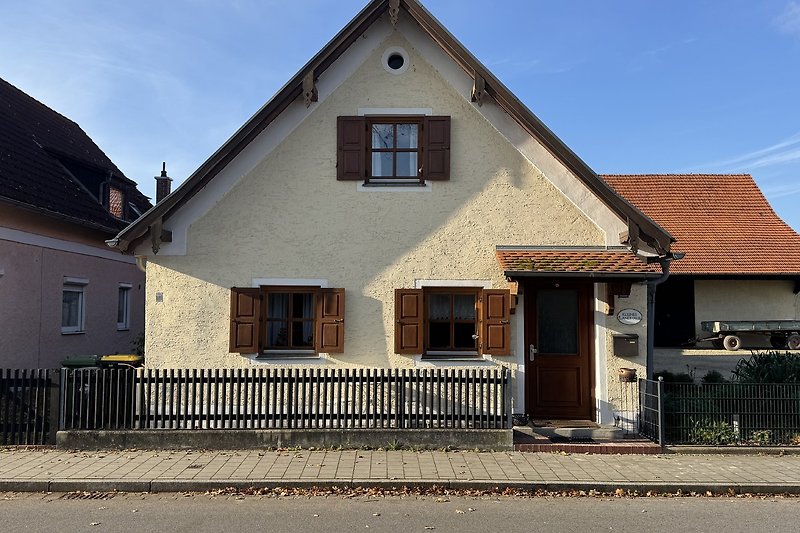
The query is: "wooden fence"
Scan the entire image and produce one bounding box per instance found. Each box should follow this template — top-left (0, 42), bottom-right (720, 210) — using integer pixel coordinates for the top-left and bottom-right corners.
top-left (61, 367), bottom-right (511, 431)
top-left (0, 369), bottom-right (57, 445)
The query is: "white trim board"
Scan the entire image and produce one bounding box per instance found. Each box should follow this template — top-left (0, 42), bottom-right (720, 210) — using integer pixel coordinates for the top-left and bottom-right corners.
top-left (251, 278), bottom-right (330, 288)
top-left (1, 227), bottom-right (136, 264)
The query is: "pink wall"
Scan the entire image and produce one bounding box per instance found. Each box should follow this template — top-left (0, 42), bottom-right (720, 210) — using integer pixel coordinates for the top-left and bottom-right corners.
top-left (0, 231), bottom-right (145, 369)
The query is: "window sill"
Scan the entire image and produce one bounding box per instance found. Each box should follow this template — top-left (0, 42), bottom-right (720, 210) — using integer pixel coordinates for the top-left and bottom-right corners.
top-left (414, 355), bottom-right (496, 367)
top-left (251, 353), bottom-right (328, 365)
top-left (61, 330), bottom-right (85, 335)
top-left (117, 327), bottom-right (130, 332)
top-left (357, 181), bottom-right (432, 193)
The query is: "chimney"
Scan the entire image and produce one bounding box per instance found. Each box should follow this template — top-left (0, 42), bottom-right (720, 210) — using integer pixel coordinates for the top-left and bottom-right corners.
top-left (155, 162), bottom-right (172, 203)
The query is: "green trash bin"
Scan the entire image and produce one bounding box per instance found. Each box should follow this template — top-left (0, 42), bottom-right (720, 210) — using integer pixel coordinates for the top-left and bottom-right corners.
top-left (61, 354), bottom-right (101, 368)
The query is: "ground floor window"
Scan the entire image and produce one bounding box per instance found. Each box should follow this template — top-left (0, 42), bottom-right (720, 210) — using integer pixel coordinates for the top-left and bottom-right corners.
top-left (230, 285), bottom-right (345, 355)
top-left (62, 278), bottom-right (88, 334)
top-left (117, 283), bottom-right (131, 330)
top-left (265, 288), bottom-right (316, 350)
top-left (426, 289), bottom-right (479, 354)
top-left (395, 287), bottom-right (511, 357)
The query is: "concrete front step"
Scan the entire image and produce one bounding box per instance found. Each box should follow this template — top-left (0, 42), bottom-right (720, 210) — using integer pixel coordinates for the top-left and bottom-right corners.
top-left (532, 425), bottom-right (626, 440)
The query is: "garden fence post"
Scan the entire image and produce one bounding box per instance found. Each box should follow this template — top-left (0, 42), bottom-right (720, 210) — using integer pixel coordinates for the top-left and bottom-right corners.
top-left (657, 376), bottom-right (666, 447)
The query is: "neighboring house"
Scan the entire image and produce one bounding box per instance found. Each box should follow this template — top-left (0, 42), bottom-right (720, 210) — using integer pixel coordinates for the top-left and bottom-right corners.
top-left (603, 174), bottom-right (800, 372)
top-left (0, 77), bottom-right (152, 368)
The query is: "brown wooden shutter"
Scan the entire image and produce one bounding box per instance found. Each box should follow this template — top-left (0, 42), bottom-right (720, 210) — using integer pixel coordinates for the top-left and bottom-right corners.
top-left (316, 288), bottom-right (345, 353)
top-left (423, 116), bottom-right (450, 180)
top-left (230, 287), bottom-right (262, 353)
top-left (481, 289), bottom-right (511, 355)
top-left (337, 116), bottom-right (366, 180)
top-left (395, 288), bottom-right (424, 354)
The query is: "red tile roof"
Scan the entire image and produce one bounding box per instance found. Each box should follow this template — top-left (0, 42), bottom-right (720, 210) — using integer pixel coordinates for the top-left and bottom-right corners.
top-left (602, 174), bottom-right (800, 275)
top-left (496, 248), bottom-right (658, 275)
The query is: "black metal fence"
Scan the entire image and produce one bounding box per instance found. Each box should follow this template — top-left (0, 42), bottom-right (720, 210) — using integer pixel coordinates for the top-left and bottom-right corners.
top-left (630, 378), bottom-right (800, 446)
top-left (0, 369), bottom-right (57, 445)
top-left (655, 381), bottom-right (800, 446)
top-left (61, 367), bottom-right (511, 431)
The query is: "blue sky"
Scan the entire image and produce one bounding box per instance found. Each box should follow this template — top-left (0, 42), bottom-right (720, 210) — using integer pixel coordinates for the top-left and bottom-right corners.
top-left (2, 1), bottom-right (799, 230)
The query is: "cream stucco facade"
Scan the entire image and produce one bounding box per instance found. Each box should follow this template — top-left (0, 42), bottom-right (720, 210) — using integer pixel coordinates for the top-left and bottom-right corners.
top-left (137, 18), bottom-right (653, 423)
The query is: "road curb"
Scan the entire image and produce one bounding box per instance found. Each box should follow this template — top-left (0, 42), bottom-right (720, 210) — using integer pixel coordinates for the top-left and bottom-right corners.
top-left (2, 478), bottom-right (799, 495)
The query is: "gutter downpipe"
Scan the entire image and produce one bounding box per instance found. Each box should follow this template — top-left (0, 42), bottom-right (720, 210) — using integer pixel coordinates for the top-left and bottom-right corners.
top-left (646, 258), bottom-right (671, 380)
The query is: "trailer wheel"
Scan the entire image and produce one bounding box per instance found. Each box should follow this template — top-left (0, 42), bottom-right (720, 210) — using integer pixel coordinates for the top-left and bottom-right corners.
top-left (788, 334), bottom-right (800, 350)
top-left (722, 335), bottom-right (741, 351)
top-left (770, 335), bottom-right (788, 349)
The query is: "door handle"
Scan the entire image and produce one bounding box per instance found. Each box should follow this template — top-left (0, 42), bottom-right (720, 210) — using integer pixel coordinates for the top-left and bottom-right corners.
top-left (529, 344), bottom-right (537, 361)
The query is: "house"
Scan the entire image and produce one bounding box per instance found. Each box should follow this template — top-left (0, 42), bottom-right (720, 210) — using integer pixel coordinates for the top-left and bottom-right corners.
top-left (107, 0), bottom-right (698, 425)
top-left (0, 77), bottom-right (152, 368)
top-left (603, 174), bottom-right (800, 375)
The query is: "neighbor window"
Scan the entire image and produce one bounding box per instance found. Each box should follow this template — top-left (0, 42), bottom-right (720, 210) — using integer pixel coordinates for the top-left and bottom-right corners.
top-left (229, 286), bottom-right (345, 355)
top-left (336, 116), bottom-right (450, 183)
top-left (62, 278), bottom-right (88, 334)
top-left (117, 284), bottom-right (131, 330)
top-left (395, 287), bottom-right (511, 357)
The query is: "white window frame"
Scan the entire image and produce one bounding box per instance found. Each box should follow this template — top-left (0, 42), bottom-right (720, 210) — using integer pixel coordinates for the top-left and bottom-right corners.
top-left (117, 283), bottom-right (132, 331)
top-left (62, 277), bottom-right (88, 334)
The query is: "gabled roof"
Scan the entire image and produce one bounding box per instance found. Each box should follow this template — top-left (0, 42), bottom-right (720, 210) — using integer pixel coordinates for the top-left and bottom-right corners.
top-left (602, 174), bottom-right (800, 275)
top-left (109, 0), bottom-right (672, 256)
top-left (496, 247), bottom-right (659, 278)
top-left (0, 77), bottom-right (151, 234)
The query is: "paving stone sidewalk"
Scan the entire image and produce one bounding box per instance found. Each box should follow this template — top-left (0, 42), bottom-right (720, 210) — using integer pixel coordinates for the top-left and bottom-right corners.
top-left (1, 448), bottom-right (799, 494)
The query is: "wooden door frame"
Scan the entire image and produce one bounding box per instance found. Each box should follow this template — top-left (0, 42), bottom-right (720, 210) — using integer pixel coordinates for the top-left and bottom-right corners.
top-left (522, 279), bottom-right (595, 420)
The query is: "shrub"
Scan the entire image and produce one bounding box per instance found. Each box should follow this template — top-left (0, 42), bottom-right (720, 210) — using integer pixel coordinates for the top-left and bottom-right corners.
top-left (747, 430), bottom-right (772, 446)
top-left (732, 352), bottom-right (800, 383)
top-left (688, 419), bottom-right (737, 445)
top-left (701, 370), bottom-right (728, 384)
top-left (654, 370), bottom-right (695, 383)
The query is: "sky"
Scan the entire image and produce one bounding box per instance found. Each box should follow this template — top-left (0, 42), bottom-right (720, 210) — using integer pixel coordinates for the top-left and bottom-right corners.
top-left (1, 0), bottom-right (799, 230)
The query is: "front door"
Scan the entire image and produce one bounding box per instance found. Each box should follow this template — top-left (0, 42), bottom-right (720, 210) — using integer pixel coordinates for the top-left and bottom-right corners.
top-left (525, 281), bottom-right (593, 420)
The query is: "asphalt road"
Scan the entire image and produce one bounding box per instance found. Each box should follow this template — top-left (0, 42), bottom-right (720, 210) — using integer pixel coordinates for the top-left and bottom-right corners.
top-left (1, 492), bottom-right (798, 532)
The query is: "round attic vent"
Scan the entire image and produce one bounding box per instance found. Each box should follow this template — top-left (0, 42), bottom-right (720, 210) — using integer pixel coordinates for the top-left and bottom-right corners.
top-left (382, 46), bottom-right (409, 75)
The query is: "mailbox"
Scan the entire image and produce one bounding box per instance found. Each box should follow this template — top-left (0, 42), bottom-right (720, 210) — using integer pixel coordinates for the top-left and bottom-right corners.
top-left (613, 334), bottom-right (639, 357)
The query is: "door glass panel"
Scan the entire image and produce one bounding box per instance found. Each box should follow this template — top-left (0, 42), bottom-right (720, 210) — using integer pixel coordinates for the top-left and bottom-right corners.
top-left (537, 289), bottom-right (578, 354)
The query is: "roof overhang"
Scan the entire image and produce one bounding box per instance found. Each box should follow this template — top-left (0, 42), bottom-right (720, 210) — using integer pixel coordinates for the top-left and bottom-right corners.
top-left (110, 0), bottom-right (674, 256)
top-left (497, 246), bottom-right (662, 281)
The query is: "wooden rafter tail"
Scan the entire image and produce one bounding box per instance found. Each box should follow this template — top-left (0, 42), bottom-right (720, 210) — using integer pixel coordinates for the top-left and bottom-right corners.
top-left (303, 71), bottom-right (318, 108)
top-left (471, 71), bottom-right (486, 106)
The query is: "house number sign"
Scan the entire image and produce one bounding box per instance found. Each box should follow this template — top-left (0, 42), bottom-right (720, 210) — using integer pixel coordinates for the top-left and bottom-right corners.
top-left (617, 308), bottom-right (643, 325)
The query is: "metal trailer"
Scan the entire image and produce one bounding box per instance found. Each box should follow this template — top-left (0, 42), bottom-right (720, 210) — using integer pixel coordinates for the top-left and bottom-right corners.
top-left (700, 320), bottom-right (800, 351)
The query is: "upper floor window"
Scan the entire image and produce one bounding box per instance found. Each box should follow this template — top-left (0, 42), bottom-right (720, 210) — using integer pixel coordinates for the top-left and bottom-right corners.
top-left (337, 116), bottom-right (450, 184)
top-left (369, 119), bottom-right (420, 182)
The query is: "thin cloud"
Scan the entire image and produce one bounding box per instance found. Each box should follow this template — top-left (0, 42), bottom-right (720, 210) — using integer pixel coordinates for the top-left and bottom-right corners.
top-left (776, 1), bottom-right (800, 36)
top-left (684, 132), bottom-right (800, 173)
